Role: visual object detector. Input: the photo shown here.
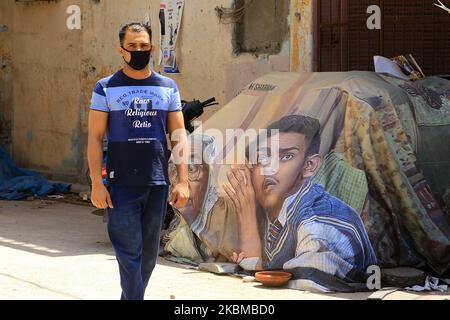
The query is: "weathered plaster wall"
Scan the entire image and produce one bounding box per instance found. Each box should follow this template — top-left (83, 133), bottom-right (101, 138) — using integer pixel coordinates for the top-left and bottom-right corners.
top-left (290, 0), bottom-right (315, 72)
top-left (235, 0), bottom-right (290, 54)
top-left (12, 0), bottom-right (83, 180)
top-left (0, 0), bottom-right (14, 152)
top-left (8, 0), bottom-right (314, 183)
top-left (78, 0), bottom-right (292, 180)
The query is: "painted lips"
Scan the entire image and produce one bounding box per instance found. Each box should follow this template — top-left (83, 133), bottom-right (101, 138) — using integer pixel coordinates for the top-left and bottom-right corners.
top-left (263, 177), bottom-right (278, 192)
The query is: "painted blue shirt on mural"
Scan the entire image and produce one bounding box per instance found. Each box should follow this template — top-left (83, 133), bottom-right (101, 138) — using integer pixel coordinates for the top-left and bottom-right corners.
top-left (90, 70), bottom-right (182, 186)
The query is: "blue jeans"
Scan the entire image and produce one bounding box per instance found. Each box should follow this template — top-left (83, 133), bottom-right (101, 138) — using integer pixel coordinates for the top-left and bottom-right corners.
top-left (107, 185), bottom-right (169, 300)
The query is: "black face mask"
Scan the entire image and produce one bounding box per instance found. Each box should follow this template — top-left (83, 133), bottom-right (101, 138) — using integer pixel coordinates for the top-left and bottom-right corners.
top-left (121, 47), bottom-right (151, 70)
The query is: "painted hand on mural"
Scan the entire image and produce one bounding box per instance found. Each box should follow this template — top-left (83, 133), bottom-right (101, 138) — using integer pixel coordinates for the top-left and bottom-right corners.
top-left (223, 165), bottom-right (263, 268)
top-left (229, 252), bottom-right (246, 264)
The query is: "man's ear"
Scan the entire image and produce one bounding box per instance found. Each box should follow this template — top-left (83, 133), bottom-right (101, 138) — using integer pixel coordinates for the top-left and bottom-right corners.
top-left (117, 46), bottom-right (130, 62)
top-left (302, 154), bottom-right (323, 178)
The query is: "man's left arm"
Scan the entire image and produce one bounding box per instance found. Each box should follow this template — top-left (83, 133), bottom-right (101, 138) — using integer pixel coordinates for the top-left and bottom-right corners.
top-left (168, 111), bottom-right (189, 209)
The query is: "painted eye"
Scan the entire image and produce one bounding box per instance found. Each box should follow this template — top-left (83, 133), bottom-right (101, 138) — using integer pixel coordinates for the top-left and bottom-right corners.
top-left (280, 154), bottom-right (294, 161)
top-left (188, 164), bottom-right (203, 181)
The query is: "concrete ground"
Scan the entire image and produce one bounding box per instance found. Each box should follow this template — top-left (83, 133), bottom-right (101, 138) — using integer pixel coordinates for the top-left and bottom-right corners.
top-left (0, 199), bottom-right (449, 301)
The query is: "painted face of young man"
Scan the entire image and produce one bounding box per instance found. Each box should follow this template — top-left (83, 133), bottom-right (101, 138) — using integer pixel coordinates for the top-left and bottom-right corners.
top-left (251, 132), bottom-right (309, 216)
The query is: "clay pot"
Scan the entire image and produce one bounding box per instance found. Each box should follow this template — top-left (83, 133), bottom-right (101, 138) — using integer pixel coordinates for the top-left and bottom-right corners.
top-left (255, 271), bottom-right (292, 287)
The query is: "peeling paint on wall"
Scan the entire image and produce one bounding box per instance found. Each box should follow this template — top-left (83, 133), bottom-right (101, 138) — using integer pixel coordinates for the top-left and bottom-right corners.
top-left (290, 0), bottom-right (314, 72)
top-left (0, 1), bottom-right (13, 152)
top-left (12, 0), bottom-right (83, 178)
top-left (234, 0), bottom-right (290, 55)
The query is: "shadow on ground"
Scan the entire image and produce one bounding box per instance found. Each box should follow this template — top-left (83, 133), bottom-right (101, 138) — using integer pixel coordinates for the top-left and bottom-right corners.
top-left (0, 199), bottom-right (113, 257)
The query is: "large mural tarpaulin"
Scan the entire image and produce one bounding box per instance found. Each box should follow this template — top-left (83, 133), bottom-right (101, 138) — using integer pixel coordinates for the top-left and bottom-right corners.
top-left (165, 71), bottom-right (450, 292)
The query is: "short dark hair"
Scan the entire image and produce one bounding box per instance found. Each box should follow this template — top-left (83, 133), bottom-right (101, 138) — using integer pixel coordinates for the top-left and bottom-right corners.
top-left (266, 115), bottom-right (321, 157)
top-left (247, 115), bottom-right (321, 161)
top-left (119, 22), bottom-right (152, 46)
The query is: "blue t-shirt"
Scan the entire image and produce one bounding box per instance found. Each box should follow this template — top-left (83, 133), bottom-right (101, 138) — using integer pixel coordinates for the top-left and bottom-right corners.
top-left (90, 70), bottom-right (182, 186)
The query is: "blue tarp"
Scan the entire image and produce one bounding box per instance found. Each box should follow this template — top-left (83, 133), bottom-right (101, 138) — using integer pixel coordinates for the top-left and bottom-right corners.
top-left (0, 147), bottom-right (70, 200)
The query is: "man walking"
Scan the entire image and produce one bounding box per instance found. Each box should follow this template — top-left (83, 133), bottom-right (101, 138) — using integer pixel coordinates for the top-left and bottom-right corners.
top-left (88, 22), bottom-right (189, 300)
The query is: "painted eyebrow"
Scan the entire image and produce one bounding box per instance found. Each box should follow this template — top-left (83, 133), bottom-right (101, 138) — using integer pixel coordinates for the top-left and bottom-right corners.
top-left (126, 42), bottom-right (150, 46)
top-left (256, 146), bottom-right (300, 153)
top-left (278, 147), bottom-right (300, 153)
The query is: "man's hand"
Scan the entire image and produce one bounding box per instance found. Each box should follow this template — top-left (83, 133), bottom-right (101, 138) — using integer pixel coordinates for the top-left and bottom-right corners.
top-left (91, 183), bottom-right (114, 209)
top-left (170, 182), bottom-right (189, 209)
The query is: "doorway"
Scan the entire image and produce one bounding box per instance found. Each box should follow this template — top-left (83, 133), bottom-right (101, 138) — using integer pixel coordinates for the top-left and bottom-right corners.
top-left (317, 0), bottom-right (450, 75)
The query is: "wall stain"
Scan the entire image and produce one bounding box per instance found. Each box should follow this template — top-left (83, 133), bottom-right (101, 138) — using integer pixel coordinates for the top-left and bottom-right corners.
top-left (26, 129), bottom-right (33, 143)
top-left (59, 128), bottom-right (79, 172)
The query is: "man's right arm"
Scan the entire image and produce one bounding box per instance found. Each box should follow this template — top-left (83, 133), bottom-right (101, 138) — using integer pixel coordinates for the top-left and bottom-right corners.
top-left (87, 110), bottom-right (113, 209)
